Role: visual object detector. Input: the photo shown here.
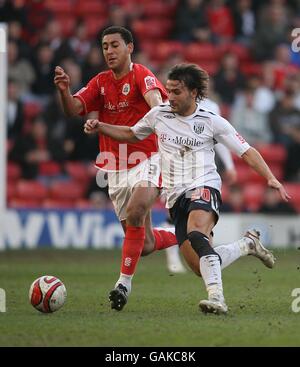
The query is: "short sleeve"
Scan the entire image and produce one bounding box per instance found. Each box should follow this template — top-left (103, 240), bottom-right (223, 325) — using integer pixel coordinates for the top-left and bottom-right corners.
top-left (131, 108), bottom-right (157, 140)
top-left (212, 114), bottom-right (250, 157)
top-left (73, 75), bottom-right (103, 115)
top-left (134, 64), bottom-right (167, 100)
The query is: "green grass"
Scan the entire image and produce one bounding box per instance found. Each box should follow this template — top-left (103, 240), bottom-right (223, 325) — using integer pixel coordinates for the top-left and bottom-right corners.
top-left (0, 248), bottom-right (300, 346)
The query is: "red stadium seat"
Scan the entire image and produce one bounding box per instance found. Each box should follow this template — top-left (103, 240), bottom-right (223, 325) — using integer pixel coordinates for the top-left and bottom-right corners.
top-left (219, 43), bottom-right (252, 62)
top-left (240, 62), bottom-right (263, 76)
top-left (42, 199), bottom-right (75, 209)
top-left (7, 162), bottom-right (21, 181)
top-left (142, 1), bottom-right (177, 18)
top-left (50, 181), bottom-right (85, 201)
top-left (76, 0), bottom-right (107, 16)
top-left (39, 161), bottom-right (62, 176)
top-left (16, 180), bottom-right (48, 201)
top-left (236, 165), bottom-right (253, 184)
top-left (65, 162), bottom-right (89, 183)
top-left (255, 144), bottom-right (287, 165)
top-left (44, 0), bottom-right (73, 15)
top-left (9, 198), bottom-right (41, 208)
top-left (7, 182), bottom-right (17, 201)
top-left (142, 41), bottom-right (184, 63)
top-left (184, 43), bottom-right (218, 63)
top-left (83, 16), bottom-right (107, 39)
top-left (132, 19), bottom-right (173, 41)
top-left (55, 16), bottom-right (76, 37)
top-left (243, 183), bottom-right (265, 211)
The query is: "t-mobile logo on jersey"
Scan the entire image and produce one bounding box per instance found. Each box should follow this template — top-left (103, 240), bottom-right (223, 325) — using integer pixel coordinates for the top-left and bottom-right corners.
top-left (124, 257), bottom-right (132, 267)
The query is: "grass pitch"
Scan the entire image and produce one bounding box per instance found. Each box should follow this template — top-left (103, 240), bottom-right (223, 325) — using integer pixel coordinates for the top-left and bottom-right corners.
top-left (0, 248), bottom-right (299, 346)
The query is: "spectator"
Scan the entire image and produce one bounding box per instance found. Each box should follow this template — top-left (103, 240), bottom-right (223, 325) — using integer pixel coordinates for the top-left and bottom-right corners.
top-left (68, 20), bottom-right (91, 64)
top-left (9, 116), bottom-right (67, 179)
top-left (8, 40), bottom-right (36, 98)
top-left (230, 86), bottom-right (272, 145)
top-left (252, 3), bottom-right (290, 61)
top-left (258, 187), bottom-right (297, 214)
top-left (82, 45), bottom-right (106, 85)
top-left (172, 0), bottom-right (210, 43)
top-left (207, 0), bottom-right (235, 43)
top-left (7, 79), bottom-right (24, 141)
top-left (231, 0), bottom-right (255, 46)
top-left (214, 52), bottom-right (246, 105)
top-left (221, 185), bottom-right (249, 213)
top-left (31, 43), bottom-right (56, 100)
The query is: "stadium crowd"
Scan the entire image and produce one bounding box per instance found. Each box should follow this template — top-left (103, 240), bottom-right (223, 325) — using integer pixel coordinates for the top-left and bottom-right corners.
top-left (1, 0), bottom-right (300, 213)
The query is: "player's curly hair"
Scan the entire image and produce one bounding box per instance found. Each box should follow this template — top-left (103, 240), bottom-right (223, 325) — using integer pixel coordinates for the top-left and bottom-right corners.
top-left (101, 26), bottom-right (133, 45)
top-left (167, 63), bottom-right (209, 100)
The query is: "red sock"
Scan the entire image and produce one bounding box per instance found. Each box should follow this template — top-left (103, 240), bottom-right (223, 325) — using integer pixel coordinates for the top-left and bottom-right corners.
top-left (153, 229), bottom-right (177, 251)
top-left (121, 226), bottom-right (145, 275)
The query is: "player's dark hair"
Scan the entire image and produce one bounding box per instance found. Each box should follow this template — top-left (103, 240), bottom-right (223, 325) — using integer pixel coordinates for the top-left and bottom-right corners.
top-left (101, 26), bottom-right (133, 45)
top-left (167, 63), bottom-right (209, 100)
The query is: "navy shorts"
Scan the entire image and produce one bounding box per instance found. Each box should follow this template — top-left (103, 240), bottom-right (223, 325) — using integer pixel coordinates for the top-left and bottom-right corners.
top-left (169, 186), bottom-right (222, 246)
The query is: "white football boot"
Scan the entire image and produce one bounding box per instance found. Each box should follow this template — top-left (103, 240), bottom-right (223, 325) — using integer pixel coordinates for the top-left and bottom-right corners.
top-left (244, 229), bottom-right (275, 269)
top-left (199, 292), bottom-right (228, 315)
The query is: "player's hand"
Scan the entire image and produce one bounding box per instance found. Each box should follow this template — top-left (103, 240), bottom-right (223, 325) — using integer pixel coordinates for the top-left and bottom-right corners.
top-left (223, 168), bottom-right (237, 186)
top-left (84, 119), bottom-right (101, 134)
top-left (54, 66), bottom-right (70, 92)
top-left (267, 178), bottom-right (291, 202)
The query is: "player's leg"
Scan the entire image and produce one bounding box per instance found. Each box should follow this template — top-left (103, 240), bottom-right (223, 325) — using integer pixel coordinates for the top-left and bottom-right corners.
top-left (181, 229), bottom-right (275, 276)
top-left (109, 184), bottom-right (159, 311)
top-left (186, 209), bottom-right (228, 314)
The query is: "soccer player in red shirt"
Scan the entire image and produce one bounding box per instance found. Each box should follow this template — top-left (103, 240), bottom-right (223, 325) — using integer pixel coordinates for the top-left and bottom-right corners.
top-left (54, 26), bottom-right (178, 311)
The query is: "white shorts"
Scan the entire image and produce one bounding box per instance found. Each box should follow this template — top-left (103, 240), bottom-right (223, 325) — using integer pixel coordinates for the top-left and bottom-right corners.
top-left (107, 153), bottom-right (161, 221)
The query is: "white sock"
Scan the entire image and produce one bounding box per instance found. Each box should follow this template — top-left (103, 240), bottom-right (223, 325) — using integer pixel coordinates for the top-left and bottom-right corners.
top-left (115, 273), bottom-right (133, 294)
top-left (214, 237), bottom-right (252, 270)
top-left (199, 255), bottom-right (223, 296)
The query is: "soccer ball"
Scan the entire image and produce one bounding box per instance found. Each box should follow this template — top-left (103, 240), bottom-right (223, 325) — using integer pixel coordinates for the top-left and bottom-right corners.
top-left (29, 275), bottom-right (67, 313)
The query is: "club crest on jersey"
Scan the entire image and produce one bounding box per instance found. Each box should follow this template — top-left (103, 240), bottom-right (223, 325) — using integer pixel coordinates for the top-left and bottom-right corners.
top-left (122, 83), bottom-right (130, 95)
top-left (144, 76), bottom-right (156, 90)
top-left (193, 122), bottom-right (204, 135)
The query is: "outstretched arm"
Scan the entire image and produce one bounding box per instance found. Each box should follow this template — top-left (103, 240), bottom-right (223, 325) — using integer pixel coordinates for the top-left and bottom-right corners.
top-left (84, 119), bottom-right (139, 143)
top-left (242, 147), bottom-right (290, 201)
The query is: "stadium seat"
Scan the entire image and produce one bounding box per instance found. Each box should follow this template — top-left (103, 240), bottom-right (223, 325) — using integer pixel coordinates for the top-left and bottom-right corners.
top-left (255, 144), bottom-right (287, 165)
top-left (142, 41), bottom-right (184, 63)
top-left (76, 0), bottom-right (107, 16)
top-left (243, 183), bottom-right (265, 211)
top-left (7, 162), bottom-right (21, 181)
top-left (42, 199), bottom-right (75, 209)
top-left (240, 62), bottom-right (263, 76)
top-left (219, 43), bottom-right (252, 62)
top-left (50, 181), bottom-right (85, 201)
top-left (39, 161), bottom-right (62, 176)
top-left (16, 180), bottom-right (48, 201)
top-left (65, 161), bottom-right (89, 183)
top-left (83, 16), bottom-right (107, 39)
top-left (9, 198), bottom-right (41, 208)
top-left (7, 183), bottom-right (17, 202)
top-left (132, 19), bottom-right (173, 41)
top-left (142, 1), bottom-right (177, 18)
top-left (44, 0), bottom-right (73, 15)
top-left (184, 43), bottom-right (218, 63)
top-left (236, 165), bottom-right (253, 184)
top-left (55, 16), bottom-right (76, 37)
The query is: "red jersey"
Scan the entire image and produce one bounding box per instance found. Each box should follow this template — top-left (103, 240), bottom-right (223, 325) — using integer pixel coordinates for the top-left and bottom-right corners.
top-left (74, 63), bottom-right (167, 171)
